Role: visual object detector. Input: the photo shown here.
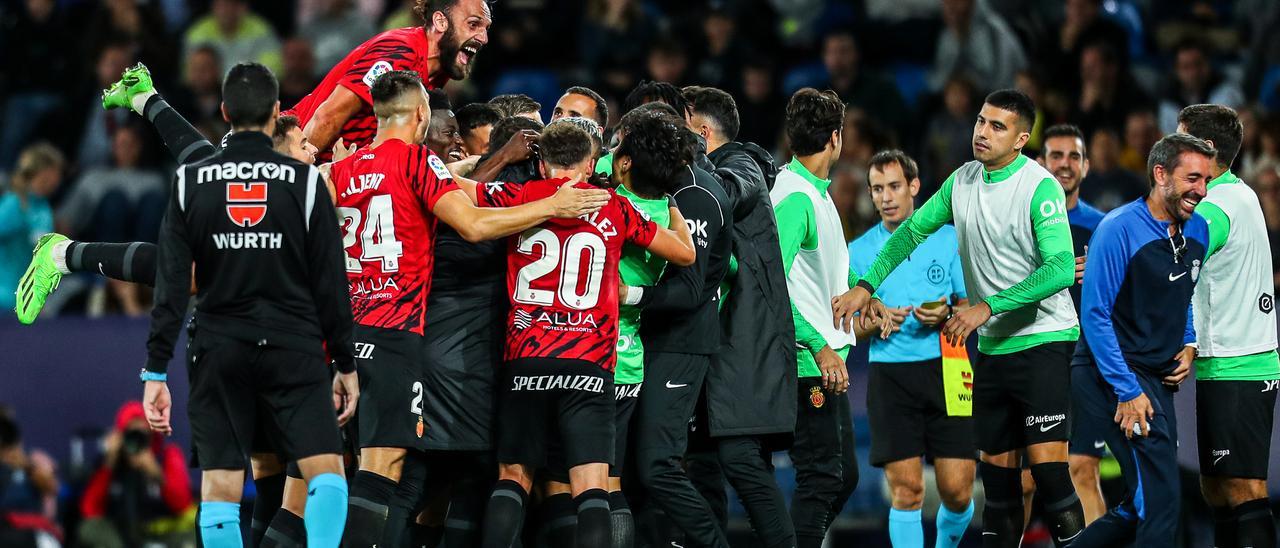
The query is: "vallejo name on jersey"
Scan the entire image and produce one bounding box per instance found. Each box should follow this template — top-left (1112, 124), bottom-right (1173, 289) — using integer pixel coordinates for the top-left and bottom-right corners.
top-left (197, 161), bottom-right (297, 184)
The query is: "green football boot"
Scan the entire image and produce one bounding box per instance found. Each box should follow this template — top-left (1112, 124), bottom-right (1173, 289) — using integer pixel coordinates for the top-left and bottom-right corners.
top-left (101, 62), bottom-right (154, 111)
top-left (15, 233), bottom-right (68, 324)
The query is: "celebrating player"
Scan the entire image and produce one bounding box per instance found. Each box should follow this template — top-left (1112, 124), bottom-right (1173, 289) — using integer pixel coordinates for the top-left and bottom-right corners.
top-left (476, 119), bottom-right (696, 548)
top-left (836, 89), bottom-right (1087, 547)
top-left (327, 70), bottom-right (609, 547)
top-left (1178, 104), bottom-right (1280, 548)
top-left (290, 0), bottom-right (492, 155)
top-left (1071, 133), bottom-right (1215, 546)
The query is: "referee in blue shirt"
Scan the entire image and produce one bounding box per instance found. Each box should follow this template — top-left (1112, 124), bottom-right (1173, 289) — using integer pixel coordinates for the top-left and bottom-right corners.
top-left (849, 151), bottom-right (975, 548)
top-left (1072, 133), bottom-right (1216, 546)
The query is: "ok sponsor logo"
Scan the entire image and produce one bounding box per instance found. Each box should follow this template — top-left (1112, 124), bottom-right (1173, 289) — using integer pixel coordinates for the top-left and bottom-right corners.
top-left (226, 182), bottom-right (268, 227)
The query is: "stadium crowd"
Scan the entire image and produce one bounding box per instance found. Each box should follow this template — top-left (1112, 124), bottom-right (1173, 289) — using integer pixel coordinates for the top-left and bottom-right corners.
top-left (3, 0), bottom-right (1280, 548)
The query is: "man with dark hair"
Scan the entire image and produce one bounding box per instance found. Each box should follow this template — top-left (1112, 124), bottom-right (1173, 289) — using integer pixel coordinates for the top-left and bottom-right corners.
top-left (683, 86), bottom-right (740, 147)
top-left (849, 149), bottom-right (975, 547)
top-left (288, 0), bottom-right (492, 155)
top-left (475, 119), bottom-right (697, 548)
top-left (623, 80), bottom-right (688, 120)
top-left (1177, 104), bottom-right (1280, 548)
top-left (142, 61), bottom-right (357, 548)
top-left (1038, 123), bottom-right (1109, 524)
top-left (488, 93), bottom-right (543, 123)
top-left (553, 86), bottom-right (609, 127)
top-left (426, 89), bottom-right (466, 162)
top-left (838, 88), bottom-right (1087, 547)
top-left (1071, 133), bottom-right (1216, 546)
top-left (773, 88), bottom-right (879, 548)
top-left (456, 102), bottom-right (502, 155)
top-left (329, 69), bottom-right (611, 547)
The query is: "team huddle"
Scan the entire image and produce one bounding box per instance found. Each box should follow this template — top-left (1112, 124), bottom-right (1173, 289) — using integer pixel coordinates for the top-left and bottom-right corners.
top-left (12, 0), bottom-right (1280, 547)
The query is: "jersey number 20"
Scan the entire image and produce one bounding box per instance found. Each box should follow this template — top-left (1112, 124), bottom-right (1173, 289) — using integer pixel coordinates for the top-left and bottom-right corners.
top-left (338, 194), bottom-right (404, 273)
top-left (514, 228), bottom-right (606, 310)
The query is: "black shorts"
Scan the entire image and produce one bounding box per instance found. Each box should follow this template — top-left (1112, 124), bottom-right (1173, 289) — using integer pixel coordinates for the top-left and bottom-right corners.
top-left (495, 358), bottom-right (614, 469)
top-left (1069, 366), bottom-right (1110, 458)
top-left (187, 330), bottom-right (342, 470)
top-left (353, 325), bottom-right (427, 450)
top-left (867, 359), bottom-right (975, 466)
top-left (1197, 379), bottom-right (1279, 479)
top-left (610, 382), bottom-right (642, 477)
top-left (973, 341), bottom-right (1073, 454)
top-left (421, 281), bottom-right (505, 450)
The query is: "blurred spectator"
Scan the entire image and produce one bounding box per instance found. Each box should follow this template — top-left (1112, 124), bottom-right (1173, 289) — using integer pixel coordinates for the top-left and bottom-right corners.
top-left (383, 0), bottom-right (418, 30)
top-left (1119, 109), bottom-right (1160, 176)
top-left (298, 0), bottom-right (378, 78)
top-left (830, 162), bottom-right (875, 241)
top-left (922, 76), bottom-right (977, 193)
top-left (1157, 40), bottom-right (1245, 134)
top-left (1237, 107), bottom-right (1261, 178)
top-left (1079, 128), bottom-right (1145, 210)
top-left (0, 408), bottom-right (61, 546)
top-left (1014, 70), bottom-right (1049, 152)
top-left (279, 38), bottom-right (319, 108)
top-left (928, 0), bottom-right (1027, 93)
top-left (0, 0), bottom-right (74, 170)
top-left (736, 60), bottom-right (784, 149)
top-left (1254, 164), bottom-right (1280, 288)
top-left (78, 402), bottom-right (194, 548)
top-left (297, 0), bottom-right (384, 30)
top-left (1034, 0), bottom-right (1130, 94)
top-left (75, 42), bottom-right (137, 171)
top-left (579, 0), bottom-right (659, 95)
top-left (1247, 114), bottom-right (1280, 184)
top-left (1071, 42), bottom-right (1150, 138)
top-left (821, 30), bottom-right (907, 137)
top-left (58, 124), bottom-right (165, 316)
top-left (169, 46), bottom-right (226, 137)
top-left (692, 8), bottom-right (746, 91)
top-left (0, 144), bottom-right (62, 318)
top-left (1243, 3), bottom-right (1280, 102)
top-left (84, 0), bottom-right (174, 78)
top-left (647, 37), bottom-right (690, 86)
top-left (183, 0), bottom-right (282, 75)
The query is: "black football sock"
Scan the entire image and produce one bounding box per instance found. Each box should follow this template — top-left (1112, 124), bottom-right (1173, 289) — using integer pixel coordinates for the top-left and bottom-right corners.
top-left (341, 470), bottom-right (399, 547)
top-left (442, 461), bottom-right (489, 548)
top-left (143, 94), bottom-right (217, 163)
top-left (260, 508), bottom-right (305, 548)
top-left (380, 453), bottom-right (427, 548)
top-left (1211, 505), bottom-right (1237, 548)
top-left (65, 241), bottom-right (157, 286)
top-left (1235, 498), bottom-right (1277, 548)
top-left (980, 462), bottom-right (1025, 548)
top-left (1029, 463), bottom-right (1085, 547)
top-left (252, 473), bottom-right (286, 547)
top-left (482, 480), bottom-right (528, 548)
top-left (609, 491), bottom-right (634, 548)
top-left (575, 489), bottom-right (612, 548)
top-left (541, 492), bottom-right (576, 548)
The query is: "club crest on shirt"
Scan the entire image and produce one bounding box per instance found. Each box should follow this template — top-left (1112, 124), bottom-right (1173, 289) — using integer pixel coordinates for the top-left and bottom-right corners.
top-left (809, 386), bottom-right (825, 408)
top-left (416, 416), bottom-right (424, 438)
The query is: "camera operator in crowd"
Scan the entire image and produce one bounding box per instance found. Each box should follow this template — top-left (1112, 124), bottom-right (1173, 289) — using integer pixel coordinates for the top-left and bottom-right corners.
top-left (77, 401), bottom-right (194, 548)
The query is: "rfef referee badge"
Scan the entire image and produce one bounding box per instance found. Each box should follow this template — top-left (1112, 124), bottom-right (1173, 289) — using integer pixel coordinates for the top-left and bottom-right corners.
top-left (416, 417), bottom-right (425, 438)
top-left (809, 386), bottom-right (825, 408)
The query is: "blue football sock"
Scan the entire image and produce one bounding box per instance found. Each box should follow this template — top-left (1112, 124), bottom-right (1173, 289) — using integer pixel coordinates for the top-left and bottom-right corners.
top-left (889, 508), bottom-right (924, 548)
top-left (199, 501), bottom-right (243, 548)
top-left (304, 472), bottom-right (348, 547)
top-left (935, 500), bottom-right (974, 548)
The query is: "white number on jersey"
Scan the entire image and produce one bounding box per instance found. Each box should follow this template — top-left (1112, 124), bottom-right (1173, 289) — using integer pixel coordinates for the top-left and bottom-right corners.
top-left (339, 194), bottom-right (404, 273)
top-left (514, 228), bottom-right (607, 311)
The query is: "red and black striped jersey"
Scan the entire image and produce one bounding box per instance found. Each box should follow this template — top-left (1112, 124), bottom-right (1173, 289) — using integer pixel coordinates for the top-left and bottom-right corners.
top-left (477, 179), bottom-right (658, 371)
top-left (331, 139), bottom-right (458, 334)
top-left (285, 27), bottom-right (447, 158)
